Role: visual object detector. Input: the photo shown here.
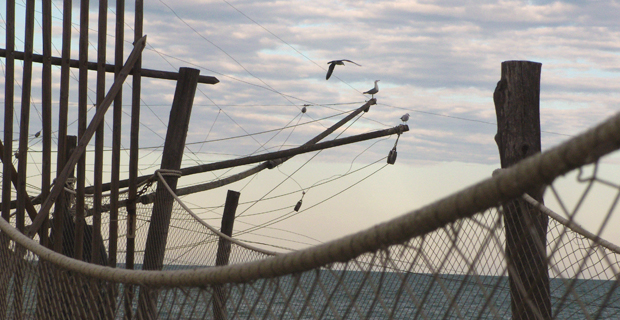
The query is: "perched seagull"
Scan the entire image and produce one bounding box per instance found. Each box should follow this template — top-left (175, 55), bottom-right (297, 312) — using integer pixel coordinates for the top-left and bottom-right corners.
top-left (363, 80), bottom-right (380, 98)
top-left (326, 59), bottom-right (361, 80)
top-left (400, 113), bottom-right (410, 123)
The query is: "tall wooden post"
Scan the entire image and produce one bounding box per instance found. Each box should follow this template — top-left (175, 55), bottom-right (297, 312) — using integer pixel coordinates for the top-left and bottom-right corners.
top-left (213, 190), bottom-right (241, 320)
top-left (494, 60), bottom-right (551, 320)
top-left (137, 67), bottom-right (200, 319)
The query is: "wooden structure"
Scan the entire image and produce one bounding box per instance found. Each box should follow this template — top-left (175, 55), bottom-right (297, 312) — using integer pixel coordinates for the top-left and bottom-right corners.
top-left (0, 0), bottom-right (408, 318)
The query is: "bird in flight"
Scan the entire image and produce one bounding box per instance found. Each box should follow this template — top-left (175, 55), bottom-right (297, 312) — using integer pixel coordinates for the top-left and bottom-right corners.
top-left (363, 80), bottom-right (380, 98)
top-left (326, 59), bottom-right (361, 80)
top-left (400, 113), bottom-right (410, 123)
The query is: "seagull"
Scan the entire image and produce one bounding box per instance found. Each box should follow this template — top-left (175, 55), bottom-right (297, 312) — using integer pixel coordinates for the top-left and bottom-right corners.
top-left (363, 80), bottom-right (380, 98)
top-left (326, 59), bottom-right (361, 80)
top-left (400, 113), bottom-right (410, 123)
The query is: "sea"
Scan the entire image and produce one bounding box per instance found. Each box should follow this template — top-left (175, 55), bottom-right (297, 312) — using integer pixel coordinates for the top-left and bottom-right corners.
top-left (8, 267), bottom-right (620, 319)
top-left (150, 269), bottom-right (620, 319)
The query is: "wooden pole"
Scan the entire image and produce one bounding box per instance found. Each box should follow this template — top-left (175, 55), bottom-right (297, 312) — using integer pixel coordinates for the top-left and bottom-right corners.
top-left (41, 0), bottom-right (53, 247)
top-left (17, 0), bottom-right (36, 235)
top-left (92, 0), bottom-right (108, 267)
top-left (74, 0), bottom-right (91, 262)
top-left (109, 0), bottom-right (125, 270)
top-left (213, 190), bottom-right (241, 320)
top-left (137, 67), bottom-right (200, 319)
top-left (50, 136), bottom-right (76, 254)
top-left (124, 2), bottom-right (143, 317)
top-left (494, 60), bottom-right (550, 320)
top-left (0, 0), bottom-right (15, 317)
top-left (53, 0), bottom-right (72, 253)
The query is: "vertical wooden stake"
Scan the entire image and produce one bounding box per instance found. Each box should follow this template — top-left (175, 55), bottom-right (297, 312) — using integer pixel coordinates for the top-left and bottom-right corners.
top-left (213, 190), bottom-right (241, 320)
top-left (494, 60), bottom-right (550, 320)
top-left (41, 0), bottom-right (53, 247)
top-left (53, 0), bottom-right (72, 254)
top-left (75, 0), bottom-right (90, 262)
top-left (1, 1), bottom-right (16, 318)
top-left (137, 67), bottom-right (200, 319)
top-left (109, 0), bottom-right (125, 269)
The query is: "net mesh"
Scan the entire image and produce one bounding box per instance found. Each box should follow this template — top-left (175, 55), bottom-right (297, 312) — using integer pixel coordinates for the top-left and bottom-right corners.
top-left (2, 111), bottom-right (620, 319)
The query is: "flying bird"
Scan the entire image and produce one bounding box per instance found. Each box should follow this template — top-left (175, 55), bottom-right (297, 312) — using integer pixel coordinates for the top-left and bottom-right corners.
top-left (363, 80), bottom-right (380, 98)
top-left (400, 113), bottom-right (410, 123)
top-left (326, 59), bottom-right (361, 80)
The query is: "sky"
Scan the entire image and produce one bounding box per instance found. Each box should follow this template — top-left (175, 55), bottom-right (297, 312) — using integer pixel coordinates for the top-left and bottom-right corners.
top-left (2, 0), bottom-right (620, 251)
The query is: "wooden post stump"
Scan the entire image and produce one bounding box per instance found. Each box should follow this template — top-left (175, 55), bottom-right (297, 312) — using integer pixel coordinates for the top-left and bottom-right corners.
top-left (494, 60), bottom-right (551, 320)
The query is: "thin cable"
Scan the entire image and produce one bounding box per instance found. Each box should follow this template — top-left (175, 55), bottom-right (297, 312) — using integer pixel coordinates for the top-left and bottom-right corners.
top-left (237, 161), bottom-right (389, 236)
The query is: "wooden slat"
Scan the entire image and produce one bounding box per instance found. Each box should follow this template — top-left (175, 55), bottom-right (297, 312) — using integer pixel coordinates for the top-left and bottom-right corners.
top-left (75, 0), bottom-right (90, 262)
top-left (0, 48), bottom-right (219, 84)
top-left (52, 0), bottom-right (73, 253)
top-left (109, 0), bottom-right (125, 269)
top-left (41, 0), bottom-right (53, 246)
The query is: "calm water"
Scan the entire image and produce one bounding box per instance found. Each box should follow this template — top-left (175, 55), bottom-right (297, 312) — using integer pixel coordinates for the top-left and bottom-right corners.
top-left (154, 270), bottom-right (620, 319)
top-left (7, 267), bottom-right (620, 319)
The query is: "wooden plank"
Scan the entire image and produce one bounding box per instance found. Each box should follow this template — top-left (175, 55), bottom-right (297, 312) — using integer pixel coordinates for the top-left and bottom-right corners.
top-left (0, 48), bottom-right (219, 84)
top-left (52, 0), bottom-right (73, 254)
top-left (41, 0), bottom-right (53, 246)
top-left (0, 1), bottom-right (16, 317)
top-left (494, 60), bottom-right (550, 320)
top-left (27, 35), bottom-right (147, 238)
top-left (124, 2), bottom-right (144, 318)
top-left (109, 0), bottom-right (125, 269)
top-left (92, 0), bottom-right (108, 266)
top-left (16, 0), bottom-right (36, 237)
top-left (74, 0), bottom-right (90, 262)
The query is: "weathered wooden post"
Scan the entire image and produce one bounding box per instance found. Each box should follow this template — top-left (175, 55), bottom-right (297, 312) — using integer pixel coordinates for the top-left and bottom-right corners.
top-left (213, 190), bottom-right (241, 320)
top-left (494, 60), bottom-right (551, 320)
top-left (137, 67), bottom-right (200, 319)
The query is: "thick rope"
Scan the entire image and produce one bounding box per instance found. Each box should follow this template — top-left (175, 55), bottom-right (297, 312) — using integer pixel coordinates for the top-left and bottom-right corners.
top-left (153, 170), bottom-right (278, 256)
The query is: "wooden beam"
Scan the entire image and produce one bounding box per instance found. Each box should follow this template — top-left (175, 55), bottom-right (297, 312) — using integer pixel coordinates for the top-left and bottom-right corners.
top-left (0, 48), bottom-right (219, 84)
top-left (27, 35), bottom-right (147, 238)
top-left (213, 190), bottom-right (241, 320)
top-left (494, 60), bottom-right (550, 320)
top-left (137, 67), bottom-right (200, 319)
top-left (40, 0), bottom-right (53, 246)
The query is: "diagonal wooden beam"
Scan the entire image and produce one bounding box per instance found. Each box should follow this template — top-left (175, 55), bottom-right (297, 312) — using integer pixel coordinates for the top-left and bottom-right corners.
top-left (27, 35), bottom-right (147, 238)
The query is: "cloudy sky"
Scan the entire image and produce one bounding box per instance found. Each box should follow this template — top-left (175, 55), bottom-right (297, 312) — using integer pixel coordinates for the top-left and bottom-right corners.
top-left (2, 0), bottom-right (620, 250)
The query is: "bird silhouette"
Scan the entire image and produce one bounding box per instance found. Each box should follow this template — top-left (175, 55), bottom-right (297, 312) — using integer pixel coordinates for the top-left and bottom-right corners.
top-left (400, 113), bottom-right (410, 123)
top-left (326, 59), bottom-right (361, 80)
top-left (363, 80), bottom-right (380, 98)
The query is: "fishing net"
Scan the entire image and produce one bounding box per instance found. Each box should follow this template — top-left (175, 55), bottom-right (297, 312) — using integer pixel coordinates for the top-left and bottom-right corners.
top-left (2, 112), bottom-right (620, 319)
